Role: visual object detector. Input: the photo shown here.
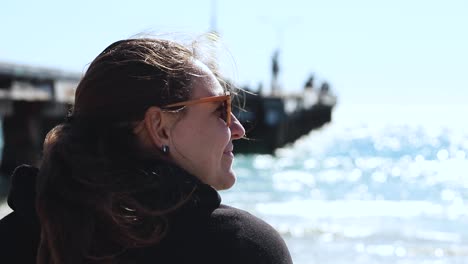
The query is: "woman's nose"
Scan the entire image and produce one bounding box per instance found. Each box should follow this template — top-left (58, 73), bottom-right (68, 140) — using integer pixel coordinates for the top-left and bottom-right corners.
top-left (229, 114), bottom-right (245, 140)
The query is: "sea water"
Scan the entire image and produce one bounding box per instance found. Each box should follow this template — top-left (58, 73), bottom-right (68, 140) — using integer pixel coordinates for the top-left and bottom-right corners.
top-left (222, 104), bottom-right (468, 264)
top-left (1, 104), bottom-right (467, 264)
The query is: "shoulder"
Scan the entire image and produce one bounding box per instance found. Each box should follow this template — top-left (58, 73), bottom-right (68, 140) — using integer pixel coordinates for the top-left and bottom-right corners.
top-left (208, 204), bottom-right (293, 264)
top-left (0, 212), bottom-right (39, 263)
top-left (0, 164), bottom-right (40, 263)
top-left (210, 204), bottom-right (278, 235)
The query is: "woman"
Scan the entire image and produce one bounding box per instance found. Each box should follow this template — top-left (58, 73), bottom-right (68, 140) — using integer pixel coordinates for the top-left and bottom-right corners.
top-left (26, 37), bottom-right (292, 263)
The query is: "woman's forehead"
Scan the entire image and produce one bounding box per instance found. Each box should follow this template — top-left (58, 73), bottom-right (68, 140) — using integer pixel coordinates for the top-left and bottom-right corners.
top-left (190, 62), bottom-right (224, 99)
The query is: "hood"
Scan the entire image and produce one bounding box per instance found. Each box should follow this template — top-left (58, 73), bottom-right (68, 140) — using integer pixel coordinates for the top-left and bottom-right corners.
top-left (7, 164), bottom-right (38, 220)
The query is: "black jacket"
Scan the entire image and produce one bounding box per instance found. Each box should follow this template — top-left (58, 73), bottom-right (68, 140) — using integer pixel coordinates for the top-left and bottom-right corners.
top-left (0, 164), bottom-right (292, 264)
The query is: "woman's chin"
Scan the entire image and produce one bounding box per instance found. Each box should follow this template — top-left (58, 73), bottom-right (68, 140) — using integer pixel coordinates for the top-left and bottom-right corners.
top-left (214, 172), bottom-right (236, 191)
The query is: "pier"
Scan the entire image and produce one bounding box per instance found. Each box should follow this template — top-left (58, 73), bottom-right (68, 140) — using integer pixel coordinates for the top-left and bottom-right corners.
top-left (0, 62), bottom-right (79, 175)
top-left (233, 85), bottom-right (335, 153)
top-left (0, 61), bottom-right (335, 176)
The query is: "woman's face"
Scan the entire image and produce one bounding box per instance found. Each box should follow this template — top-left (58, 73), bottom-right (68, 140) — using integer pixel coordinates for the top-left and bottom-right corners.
top-left (168, 61), bottom-right (245, 190)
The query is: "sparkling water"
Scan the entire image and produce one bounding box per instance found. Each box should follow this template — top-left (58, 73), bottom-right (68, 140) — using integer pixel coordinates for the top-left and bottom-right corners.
top-left (222, 104), bottom-right (468, 264)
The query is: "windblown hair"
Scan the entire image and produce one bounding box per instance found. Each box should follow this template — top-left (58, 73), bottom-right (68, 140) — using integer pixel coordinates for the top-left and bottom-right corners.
top-left (35, 38), bottom-right (214, 264)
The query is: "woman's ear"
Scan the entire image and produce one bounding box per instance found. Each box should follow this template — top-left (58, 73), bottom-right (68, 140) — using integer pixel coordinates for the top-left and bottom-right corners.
top-left (143, 107), bottom-right (171, 148)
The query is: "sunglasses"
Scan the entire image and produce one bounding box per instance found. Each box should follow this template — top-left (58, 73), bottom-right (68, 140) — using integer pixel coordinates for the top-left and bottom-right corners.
top-left (162, 92), bottom-right (232, 126)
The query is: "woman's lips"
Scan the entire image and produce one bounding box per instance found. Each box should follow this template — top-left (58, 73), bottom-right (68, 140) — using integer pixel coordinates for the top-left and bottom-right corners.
top-left (223, 150), bottom-right (234, 158)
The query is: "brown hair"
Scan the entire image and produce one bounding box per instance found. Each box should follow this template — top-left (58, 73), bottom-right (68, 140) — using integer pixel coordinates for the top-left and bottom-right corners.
top-left (36, 38), bottom-right (214, 264)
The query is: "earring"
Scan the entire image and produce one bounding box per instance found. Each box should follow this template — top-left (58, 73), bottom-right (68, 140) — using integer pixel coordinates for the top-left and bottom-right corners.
top-left (161, 145), bottom-right (170, 155)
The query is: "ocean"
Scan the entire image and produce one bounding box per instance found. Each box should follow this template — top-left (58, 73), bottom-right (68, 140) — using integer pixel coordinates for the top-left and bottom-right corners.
top-left (1, 104), bottom-right (467, 263)
top-left (221, 103), bottom-right (468, 264)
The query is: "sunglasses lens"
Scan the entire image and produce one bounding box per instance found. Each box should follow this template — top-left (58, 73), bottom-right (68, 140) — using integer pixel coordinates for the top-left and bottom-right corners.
top-left (225, 99), bottom-right (231, 126)
top-left (218, 99), bottom-right (230, 126)
top-left (221, 101), bottom-right (228, 123)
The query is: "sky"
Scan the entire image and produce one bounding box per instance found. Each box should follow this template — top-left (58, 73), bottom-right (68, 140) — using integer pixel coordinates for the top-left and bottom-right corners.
top-left (1, 0), bottom-right (467, 107)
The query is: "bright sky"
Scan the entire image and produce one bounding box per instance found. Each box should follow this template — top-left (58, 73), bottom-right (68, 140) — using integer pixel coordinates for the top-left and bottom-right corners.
top-left (1, 0), bottom-right (467, 106)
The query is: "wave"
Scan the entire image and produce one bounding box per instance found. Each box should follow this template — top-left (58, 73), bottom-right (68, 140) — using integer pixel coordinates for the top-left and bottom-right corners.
top-left (248, 199), bottom-right (468, 245)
